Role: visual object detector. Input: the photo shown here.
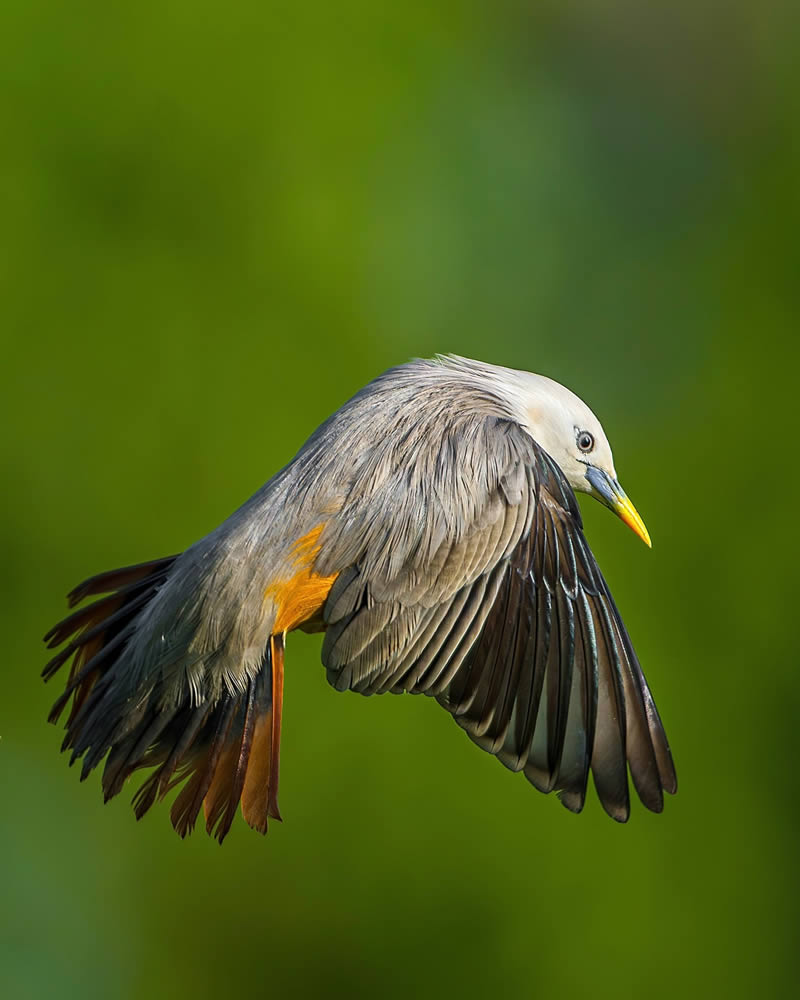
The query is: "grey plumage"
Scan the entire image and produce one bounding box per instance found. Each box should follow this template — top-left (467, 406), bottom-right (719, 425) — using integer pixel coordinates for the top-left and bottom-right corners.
top-left (43, 355), bottom-right (676, 839)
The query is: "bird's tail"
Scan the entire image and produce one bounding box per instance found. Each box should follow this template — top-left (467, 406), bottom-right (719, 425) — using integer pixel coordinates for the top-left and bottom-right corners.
top-left (43, 558), bottom-right (283, 842)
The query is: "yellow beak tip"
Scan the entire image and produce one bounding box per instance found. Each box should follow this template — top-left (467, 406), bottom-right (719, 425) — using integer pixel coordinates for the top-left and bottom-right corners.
top-left (615, 497), bottom-right (651, 549)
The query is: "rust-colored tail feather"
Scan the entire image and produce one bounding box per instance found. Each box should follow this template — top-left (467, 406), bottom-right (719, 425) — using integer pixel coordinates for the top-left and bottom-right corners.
top-left (44, 557), bottom-right (283, 841)
top-left (241, 668), bottom-right (281, 833)
top-left (170, 696), bottom-right (239, 838)
top-left (268, 633), bottom-right (285, 822)
top-left (131, 705), bottom-right (213, 820)
top-left (203, 682), bottom-right (258, 841)
top-left (65, 557), bottom-right (178, 608)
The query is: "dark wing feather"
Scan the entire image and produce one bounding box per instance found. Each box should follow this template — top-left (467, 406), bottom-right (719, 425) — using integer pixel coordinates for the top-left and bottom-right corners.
top-left (321, 419), bottom-right (675, 819)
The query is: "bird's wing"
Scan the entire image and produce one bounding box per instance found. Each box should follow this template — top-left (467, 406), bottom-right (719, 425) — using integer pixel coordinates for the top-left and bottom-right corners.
top-left (320, 417), bottom-right (676, 819)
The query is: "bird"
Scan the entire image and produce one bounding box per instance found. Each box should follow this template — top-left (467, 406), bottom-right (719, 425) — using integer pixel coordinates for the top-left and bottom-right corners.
top-left (43, 355), bottom-right (676, 842)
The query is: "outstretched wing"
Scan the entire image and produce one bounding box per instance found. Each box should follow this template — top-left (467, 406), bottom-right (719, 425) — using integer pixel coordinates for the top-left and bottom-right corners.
top-left (320, 418), bottom-right (676, 820)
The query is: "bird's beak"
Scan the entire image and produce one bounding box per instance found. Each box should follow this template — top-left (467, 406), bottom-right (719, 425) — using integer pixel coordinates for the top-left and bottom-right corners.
top-left (584, 466), bottom-right (652, 548)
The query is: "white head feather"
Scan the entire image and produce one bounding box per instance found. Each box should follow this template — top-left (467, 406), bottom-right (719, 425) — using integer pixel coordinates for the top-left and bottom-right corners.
top-left (439, 356), bottom-right (618, 494)
top-left (512, 370), bottom-right (617, 494)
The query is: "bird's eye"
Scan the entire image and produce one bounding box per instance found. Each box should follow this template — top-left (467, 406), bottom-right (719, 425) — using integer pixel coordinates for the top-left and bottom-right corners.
top-left (577, 431), bottom-right (594, 453)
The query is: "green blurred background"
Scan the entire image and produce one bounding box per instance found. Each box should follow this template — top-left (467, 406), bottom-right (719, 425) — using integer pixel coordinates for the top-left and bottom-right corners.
top-left (2, 1), bottom-right (798, 998)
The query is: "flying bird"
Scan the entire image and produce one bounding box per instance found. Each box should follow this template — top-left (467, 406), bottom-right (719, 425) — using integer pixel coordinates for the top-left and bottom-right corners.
top-left (43, 356), bottom-right (676, 841)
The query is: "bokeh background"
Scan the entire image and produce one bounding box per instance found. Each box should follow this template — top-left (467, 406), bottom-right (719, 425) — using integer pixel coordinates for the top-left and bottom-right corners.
top-left (2, 2), bottom-right (798, 998)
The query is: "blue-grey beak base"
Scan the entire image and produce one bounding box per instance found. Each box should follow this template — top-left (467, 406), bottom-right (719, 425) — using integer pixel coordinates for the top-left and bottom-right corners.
top-left (584, 465), bottom-right (623, 508)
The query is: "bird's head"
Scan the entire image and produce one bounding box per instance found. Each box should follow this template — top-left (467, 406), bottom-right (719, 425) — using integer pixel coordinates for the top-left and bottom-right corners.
top-left (517, 371), bottom-right (651, 547)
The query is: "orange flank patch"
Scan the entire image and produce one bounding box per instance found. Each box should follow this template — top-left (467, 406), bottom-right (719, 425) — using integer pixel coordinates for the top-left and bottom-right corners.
top-left (265, 524), bottom-right (338, 634)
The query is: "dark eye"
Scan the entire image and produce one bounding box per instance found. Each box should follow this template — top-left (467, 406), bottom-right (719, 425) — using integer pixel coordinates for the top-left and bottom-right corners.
top-left (577, 431), bottom-right (594, 453)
